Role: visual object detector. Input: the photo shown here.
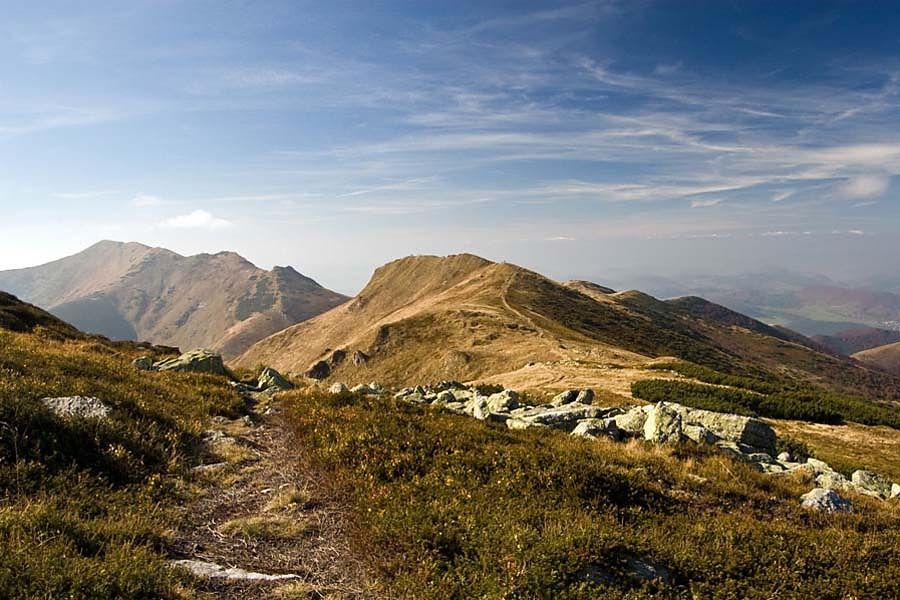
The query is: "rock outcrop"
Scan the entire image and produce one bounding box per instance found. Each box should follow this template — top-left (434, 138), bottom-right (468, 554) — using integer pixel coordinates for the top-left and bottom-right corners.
top-left (42, 396), bottom-right (111, 420)
top-left (800, 488), bottom-right (853, 513)
top-left (154, 349), bottom-right (228, 376)
top-left (257, 367), bottom-right (294, 391)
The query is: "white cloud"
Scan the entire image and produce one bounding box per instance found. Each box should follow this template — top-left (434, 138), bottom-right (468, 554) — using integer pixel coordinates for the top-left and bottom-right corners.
top-left (836, 174), bottom-right (891, 199)
top-left (770, 190), bottom-right (794, 202)
top-left (132, 194), bottom-right (166, 207)
top-left (690, 198), bottom-right (722, 208)
top-left (546, 236), bottom-right (575, 241)
top-left (159, 209), bottom-right (233, 229)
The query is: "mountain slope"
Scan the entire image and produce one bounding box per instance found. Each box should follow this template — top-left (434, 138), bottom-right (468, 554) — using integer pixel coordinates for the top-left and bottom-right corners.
top-left (854, 342), bottom-right (900, 376)
top-left (238, 254), bottom-right (900, 400)
top-left (813, 327), bottom-right (900, 355)
top-left (0, 241), bottom-right (348, 358)
top-left (0, 291), bottom-right (83, 338)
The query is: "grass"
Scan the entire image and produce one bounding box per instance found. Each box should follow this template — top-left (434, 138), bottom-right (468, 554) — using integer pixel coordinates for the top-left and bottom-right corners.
top-left (219, 515), bottom-right (311, 541)
top-left (0, 328), bottom-right (245, 599)
top-left (284, 389), bottom-right (900, 599)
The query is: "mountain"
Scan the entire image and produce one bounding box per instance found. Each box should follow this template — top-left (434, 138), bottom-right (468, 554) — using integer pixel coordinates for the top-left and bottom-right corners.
top-left (0, 241), bottom-right (348, 358)
top-left (0, 291), bottom-right (83, 339)
top-left (237, 254), bottom-right (900, 400)
top-left (854, 342), bottom-right (900, 376)
top-left (812, 327), bottom-right (900, 356)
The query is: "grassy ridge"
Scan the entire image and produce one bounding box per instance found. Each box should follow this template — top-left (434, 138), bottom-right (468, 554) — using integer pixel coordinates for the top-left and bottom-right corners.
top-left (0, 329), bottom-right (244, 598)
top-left (639, 362), bottom-right (900, 428)
top-left (285, 389), bottom-right (900, 599)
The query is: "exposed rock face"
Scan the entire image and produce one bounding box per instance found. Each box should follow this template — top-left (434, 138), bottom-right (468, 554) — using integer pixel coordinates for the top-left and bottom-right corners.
top-left (257, 367), bottom-right (293, 391)
top-left (306, 360), bottom-right (331, 380)
top-left (800, 488), bottom-right (853, 513)
top-left (673, 405), bottom-right (775, 452)
top-left (851, 470), bottom-right (894, 498)
top-left (42, 396), bottom-right (111, 420)
top-left (514, 404), bottom-right (607, 432)
top-left (571, 418), bottom-right (620, 440)
top-left (643, 403), bottom-right (684, 444)
top-left (612, 406), bottom-right (651, 436)
top-left (171, 559), bottom-right (299, 581)
top-left (154, 349), bottom-right (228, 376)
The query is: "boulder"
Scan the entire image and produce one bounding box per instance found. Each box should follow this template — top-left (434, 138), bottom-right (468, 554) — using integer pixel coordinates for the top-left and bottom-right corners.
top-left (806, 458), bottom-right (833, 474)
top-left (683, 424), bottom-right (718, 445)
top-left (486, 390), bottom-right (519, 413)
top-left (154, 349), bottom-right (228, 376)
top-left (571, 418), bottom-right (620, 440)
top-left (505, 418), bottom-right (547, 431)
top-left (42, 396), bottom-right (111, 420)
top-left (132, 356), bottom-right (153, 371)
top-left (800, 488), bottom-right (853, 513)
top-left (518, 404), bottom-right (605, 432)
top-left (350, 383), bottom-right (379, 395)
top-left (643, 403), bottom-right (684, 444)
top-left (816, 471), bottom-right (852, 492)
top-left (575, 389), bottom-right (595, 405)
top-left (351, 351), bottom-right (369, 366)
top-left (434, 390), bottom-right (456, 405)
top-left (777, 451), bottom-right (792, 462)
top-left (892, 483), bottom-right (900, 500)
top-left (257, 367), bottom-right (294, 391)
top-left (329, 382), bottom-right (349, 394)
top-left (551, 390), bottom-right (579, 406)
top-left (612, 405), bottom-right (651, 436)
top-left (851, 470), bottom-right (893, 499)
top-left (677, 406), bottom-right (775, 452)
top-left (306, 360), bottom-right (331, 380)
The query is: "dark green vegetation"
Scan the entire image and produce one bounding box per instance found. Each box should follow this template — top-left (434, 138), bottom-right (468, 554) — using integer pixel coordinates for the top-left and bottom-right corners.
top-left (286, 390), bottom-right (900, 599)
top-left (635, 362), bottom-right (900, 429)
top-left (0, 310), bottom-right (244, 598)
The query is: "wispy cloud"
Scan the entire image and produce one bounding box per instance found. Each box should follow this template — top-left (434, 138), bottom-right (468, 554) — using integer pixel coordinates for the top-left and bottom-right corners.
top-left (132, 194), bottom-right (167, 207)
top-left (836, 174), bottom-right (891, 199)
top-left (158, 210), bottom-right (233, 229)
top-left (691, 198), bottom-right (723, 208)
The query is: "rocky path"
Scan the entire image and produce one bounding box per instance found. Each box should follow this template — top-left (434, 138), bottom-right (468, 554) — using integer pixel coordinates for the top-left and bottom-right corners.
top-left (168, 392), bottom-right (371, 599)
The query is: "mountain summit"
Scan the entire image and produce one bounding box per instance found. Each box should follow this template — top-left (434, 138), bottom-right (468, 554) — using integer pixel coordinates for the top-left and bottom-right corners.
top-left (0, 241), bottom-right (348, 357)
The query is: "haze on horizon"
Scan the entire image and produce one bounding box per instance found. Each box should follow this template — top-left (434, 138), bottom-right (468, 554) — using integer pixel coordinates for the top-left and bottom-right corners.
top-left (2, 1), bottom-right (899, 294)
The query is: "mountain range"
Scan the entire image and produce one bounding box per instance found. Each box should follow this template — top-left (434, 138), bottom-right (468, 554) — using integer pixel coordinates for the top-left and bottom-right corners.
top-left (0, 241), bottom-right (347, 358)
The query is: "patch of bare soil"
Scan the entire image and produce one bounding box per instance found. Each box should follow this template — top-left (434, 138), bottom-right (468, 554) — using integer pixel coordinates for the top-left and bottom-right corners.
top-left (168, 393), bottom-right (372, 599)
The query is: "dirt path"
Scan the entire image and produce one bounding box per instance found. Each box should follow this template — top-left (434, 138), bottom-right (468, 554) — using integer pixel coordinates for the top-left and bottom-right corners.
top-left (168, 392), bottom-right (371, 599)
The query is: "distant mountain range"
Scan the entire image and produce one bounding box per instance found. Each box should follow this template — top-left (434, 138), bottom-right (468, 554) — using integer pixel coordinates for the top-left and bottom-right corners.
top-left (0, 241), bottom-right (347, 358)
top-left (237, 254), bottom-right (900, 401)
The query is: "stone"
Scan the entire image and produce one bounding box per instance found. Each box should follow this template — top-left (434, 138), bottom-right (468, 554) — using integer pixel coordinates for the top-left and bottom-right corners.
top-left (643, 403), bottom-right (684, 444)
top-left (683, 424), bottom-right (719, 444)
top-left (351, 350), bottom-right (369, 366)
top-left (329, 382), bottom-right (349, 394)
top-left (575, 389), bottom-right (595, 405)
top-left (486, 390), bottom-right (519, 413)
top-left (434, 390), bottom-right (456, 404)
top-left (350, 383), bottom-right (378, 395)
top-left (257, 367), bottom-right (294, 391)
top-left (851, 470), bottom-right (893, 499)
top-left (520, 404), bottom-right (605, 431)
top-left (612, 405), bottom-right (651, 436)
top-left (891, 483), bottom-right (900, 499)
top-left (816, 471), bottom-right (852, 492)
top-left (676, 406), bottom-right (775, 452)
top-left (551, 390), bottom-right (579, 406)
top-left (42, 396), bottom-right (111, 420)
top-left (571, 418), bottom-right (620, 440)
top-left (154, 349), bottom-right (228, 377)
top-left (505, 418), bottom-right (547, 430)
top-left (329, 349), bottom-right (346, 366)
top-left (806, 458), bottom-right (833, 474)
top-left (171, 559), bottom-right (299, 581)
top-left (777, 451), bottom-right (792, 462)
top-left (306, 360), bottom-right (331, 380)
top-left (469, 396), bottom-right (489, 420)
top-left (800, 488), bottom-right (853, 513)
top-left (132, 356), bottom-right (153, 371)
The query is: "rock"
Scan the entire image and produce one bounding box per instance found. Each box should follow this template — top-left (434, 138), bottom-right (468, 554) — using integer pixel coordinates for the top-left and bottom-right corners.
top-left (777, 451), bottom-right (792, 462)
top-left (676, 406), bottom-right (775, 452)
top-left (643, 403), bottom-right (684, 444)
top-left (806, 458), bottom-right (833, 474)
top-left (851, 470), bottom-right (893, 499)
top-left (351, 350), bottom-right (369, 366)
top-left (891, 483), bottom-right (900, 499)
top-left (435, 380), bottom-right (466, 392)
top-left (42, 396), bottom-right (111, 420)
top-left (612, 405), bottom-right (651, 436)
top-left (575, 389), bottom-right (595, 405)
top-left (800, 488), bottom-right (853, 513)
top-left (306, 360), bottom-right (331, 380)
top-left (816, 471), bottom-right (852, 492)
top-left (350, 383), bottom-right (380, 395)
top-left (329, 349), bottom-right (346, 366)
top-left (434, 390), bottom-right (456, 404)
top-left (486, 390), bottom-right (519, 412)
top-left (469, 396), bottom-right (489, 420)
top-left (505, 418), bottom-right (547, 430)
top-left (520, 404), bottom-right (605, 432)
top-left (551, 390), bottom-right (579, 406)
top-left (329, 382), bottom-right (349, 394)
top-left (171, 559), bottom-right (299, 581)
top-left (132, 356), bottom-right (153, 371)
top-left (683, 424), bottom-right (718, 444)
top-left (257, 367), bottom-right (294, 391)
top-left (626, 557), bottom-right (672, 584)
top-left (154, 349), bottom-right (228, 377)
top-left (571, 418), bottom-right (620, 440)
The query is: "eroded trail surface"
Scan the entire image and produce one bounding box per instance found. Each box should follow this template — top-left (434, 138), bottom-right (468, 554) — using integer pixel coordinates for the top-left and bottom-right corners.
top-left (168, 392), bottom-right (370, 599)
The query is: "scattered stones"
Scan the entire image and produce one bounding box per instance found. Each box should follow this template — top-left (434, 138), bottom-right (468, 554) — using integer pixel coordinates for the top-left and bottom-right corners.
top-left (132, 356), bottom-right (153, 371)
top-left (516, 403), bottom-right (606, 432)
top-left (800, 488), bottom-right (853, 513)
top-left (851, 470), bottom-right (893, 499)
top-left (350, 382), bottom-right (384, 395)
top-left (329, 382), bottom-right (349, 394)
top-left (154, 349), bottom-right (228, 376)
top-left (171, 559), bottom-right (299, 582)
top-left (643, 403), bottom-right (684, 444)
top-left (257, 367), bottom-right (294, 392)
top-left (42, 396), bottom-right (111, 420)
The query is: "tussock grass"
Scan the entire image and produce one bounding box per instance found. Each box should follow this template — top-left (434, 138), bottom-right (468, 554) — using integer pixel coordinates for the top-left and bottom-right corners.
top-left (265, 484), bottom-right (314, 513)
top-left (0, 329), bottom-right (244, 598)
top-left (285, 389), bottom-right (900, 599)
top-left (219, 514), bottom-right (311, 541)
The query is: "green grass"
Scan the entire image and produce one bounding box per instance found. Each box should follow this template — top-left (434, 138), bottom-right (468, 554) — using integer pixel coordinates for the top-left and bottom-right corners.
top-left (284, 389), bottom-right (900, 599)
top-left (0, 329), bottom-right (245, 599)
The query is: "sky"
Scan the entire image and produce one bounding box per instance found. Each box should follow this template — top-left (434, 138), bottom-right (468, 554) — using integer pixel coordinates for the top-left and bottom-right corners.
top-left (2, 0), bottom-right (900, 294)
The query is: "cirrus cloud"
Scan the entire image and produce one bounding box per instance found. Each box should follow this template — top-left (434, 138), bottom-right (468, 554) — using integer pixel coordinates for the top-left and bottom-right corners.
top-left (836, 174), bottom-right (891, 200)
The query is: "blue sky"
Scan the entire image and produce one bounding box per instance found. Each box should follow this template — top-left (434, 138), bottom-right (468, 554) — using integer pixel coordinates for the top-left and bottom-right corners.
top-left (2, 0), bottom-right (899, 293)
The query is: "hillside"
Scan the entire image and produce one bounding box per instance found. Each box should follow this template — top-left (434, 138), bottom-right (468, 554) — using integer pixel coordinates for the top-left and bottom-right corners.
top-left (0, 241), bottom-right (348, 358)
top-left (237, 254), bottom-right (900, 401)
top-left (854, 341), bottom-right (900, 376)
top-left (813, 326), bottom-right (900, 355)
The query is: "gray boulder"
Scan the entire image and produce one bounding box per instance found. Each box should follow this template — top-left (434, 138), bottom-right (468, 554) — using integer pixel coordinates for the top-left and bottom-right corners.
top-left (677, 406), bottom-right (775, 452)
top-left (306, 360), bottom-right (331, 380)
top-left (329, 382), bottom-right (349, 394)
top-left (643, 403), bottom-right (684, 444)
top-left (816, 471), bottom-right (852, 492)
top-left (571, 418), bottom-right (620, 440)
top-left (683, 424), bottom-right (718, 444)
top-left (486, 390), bottom-right (519, 413)
top-left (257, 367), bottom-right (294, 391)
top-left (434, 390), bottom-right (456, 405)
top-left (851, 470), bottom-right (893, 499)
top-left (612, 405), bottom-right (652, 436)
top-left (132, 356), bottom-right (153, 371)
top-left (154, 349), bottom-right (228, 376)
top-left (800, 488), bottom-right (853, 513)
top-left (551, 390), bottom-right (579, 406)
top-left (777, 451), bottom-right (792, 462)
top-left (891, 483), bottom-right (900, 499)
top-left (575, 389), bottom-right (595, 405)
top-left (518, 403), bottom-right (605, 432)
top-left (42, 396), bottom-right (111, 420)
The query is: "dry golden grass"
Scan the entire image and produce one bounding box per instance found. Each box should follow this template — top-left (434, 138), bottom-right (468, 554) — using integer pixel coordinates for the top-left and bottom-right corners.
top-left (264, 485), bottom-right (313, 513)
top-left (219, 515), bottom-right (311, 541)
